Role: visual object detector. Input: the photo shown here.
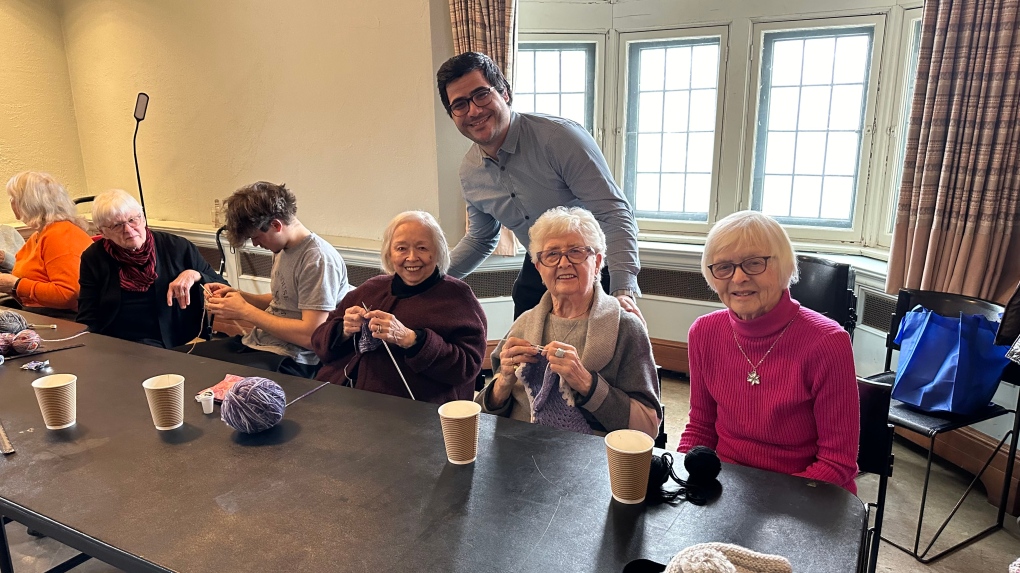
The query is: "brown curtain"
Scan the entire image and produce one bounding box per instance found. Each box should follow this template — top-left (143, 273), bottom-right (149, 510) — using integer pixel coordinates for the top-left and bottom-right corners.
top-left (887, 0), bottom-right (1020, 303)
top-left (450, 0), bottom-right (519, 256)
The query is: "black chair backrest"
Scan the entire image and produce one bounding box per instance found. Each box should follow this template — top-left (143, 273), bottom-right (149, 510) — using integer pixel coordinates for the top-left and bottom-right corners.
top-left (790, 255), bottom-right (857, 337)
top-left (857, 376), bottom-right (893, 476)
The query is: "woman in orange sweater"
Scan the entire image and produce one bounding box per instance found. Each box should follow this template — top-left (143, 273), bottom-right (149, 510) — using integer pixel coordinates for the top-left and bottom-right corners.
top-left (0, 172), bottom-right (93, 313)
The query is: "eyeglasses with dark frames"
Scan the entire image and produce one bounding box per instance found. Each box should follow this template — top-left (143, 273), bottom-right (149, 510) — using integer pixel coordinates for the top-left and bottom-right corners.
top-left (707, 256), bottom-right (772, 280)
top-left (101, 215), bottom-right (145, 233)
top-left (536, 246), bottom-right (596, 267)
top-left (449, 87), bottom-right (497, 117)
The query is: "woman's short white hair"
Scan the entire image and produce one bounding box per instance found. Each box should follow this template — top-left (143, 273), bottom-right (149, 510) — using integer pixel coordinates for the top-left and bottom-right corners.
top-left (528, 206), bottom-right (606, 272)
top-left (92, 189), bottom-right (144, 230)
top-left (5, 171), bottom-right (87, 231)
top-left (702, 210), bottom-right (799, 290)
top-left (380, 211), bottom-right (451, 275)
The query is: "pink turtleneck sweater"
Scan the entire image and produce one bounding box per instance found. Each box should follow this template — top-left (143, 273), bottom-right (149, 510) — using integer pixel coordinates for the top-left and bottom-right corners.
top-left (679, 290), bottom-right (860, 493)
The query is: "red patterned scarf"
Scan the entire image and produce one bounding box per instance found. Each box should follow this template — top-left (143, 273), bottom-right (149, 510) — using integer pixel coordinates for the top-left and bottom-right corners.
top-left (102, 229), bottom-right (158, 292)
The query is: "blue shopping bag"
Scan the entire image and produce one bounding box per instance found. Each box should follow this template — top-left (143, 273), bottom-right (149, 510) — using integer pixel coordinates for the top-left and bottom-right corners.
top-left (892, 305), bottom-right (1011, 414)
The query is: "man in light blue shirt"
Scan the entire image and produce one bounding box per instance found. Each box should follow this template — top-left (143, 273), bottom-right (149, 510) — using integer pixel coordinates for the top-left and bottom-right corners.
top-left (437, 52), bottom-right (642, 319)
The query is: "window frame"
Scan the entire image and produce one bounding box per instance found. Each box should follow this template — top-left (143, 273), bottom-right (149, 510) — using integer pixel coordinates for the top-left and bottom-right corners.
top-left (518, 33), bottom-right (606, 146)
top-left (875, 6), bottom-right (924, 249)
top-left (616, 26), bottom-right (730, 235)
top-left (516, 41), bottom-right (598, 134)
top-left (742, 15), bottom-right (887, 245)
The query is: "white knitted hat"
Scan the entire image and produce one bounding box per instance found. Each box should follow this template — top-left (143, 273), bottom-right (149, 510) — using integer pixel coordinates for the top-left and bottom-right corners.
top-left (665, 542), bottom-right (793, 573)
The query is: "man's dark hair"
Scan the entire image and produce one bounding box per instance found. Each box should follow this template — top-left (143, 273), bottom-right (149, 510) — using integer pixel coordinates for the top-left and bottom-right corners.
top-left (436, 52), bottom-right (513, 116)
top-left (223, 181), bottom-right (298, 247)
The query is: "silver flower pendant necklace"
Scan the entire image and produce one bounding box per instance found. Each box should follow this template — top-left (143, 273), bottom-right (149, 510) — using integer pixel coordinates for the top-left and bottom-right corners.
top-left (731, 317), bottom-right (796, 386)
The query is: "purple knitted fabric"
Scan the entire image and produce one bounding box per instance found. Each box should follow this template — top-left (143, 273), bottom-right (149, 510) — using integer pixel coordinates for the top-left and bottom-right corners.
top-left (357, 322), bottom-right (382, 354)
top-left (518, 354), bottom-right (592, 435)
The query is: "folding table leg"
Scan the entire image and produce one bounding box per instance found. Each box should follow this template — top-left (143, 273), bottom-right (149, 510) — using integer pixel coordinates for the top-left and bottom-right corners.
top-left (0, 515), bottom-right (15, 573)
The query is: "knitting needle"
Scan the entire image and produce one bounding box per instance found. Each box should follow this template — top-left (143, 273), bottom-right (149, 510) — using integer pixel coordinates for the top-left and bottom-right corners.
top-left (363, 302), bottom-right (416, 401)
top-left (0, 418), bottom-right (14, 455)
top-left (28, 324), bottom-right (57, 329)
top-left (4, 343), bottom-right (85, 360)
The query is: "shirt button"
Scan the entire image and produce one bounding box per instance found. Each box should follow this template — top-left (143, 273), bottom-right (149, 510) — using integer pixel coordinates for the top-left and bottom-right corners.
top-left (511, 193), bottom-right (516, 198)
top-left (500, 166), bottom-right (505, 171)
top-left (525, 216), bottom-right (530, 220)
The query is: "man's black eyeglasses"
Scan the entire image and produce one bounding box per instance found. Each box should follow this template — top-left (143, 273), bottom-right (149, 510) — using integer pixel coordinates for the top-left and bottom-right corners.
top-left (449, 87), bottom-right (496, 117)
top-left (707, 256), bottom-right (771, 280)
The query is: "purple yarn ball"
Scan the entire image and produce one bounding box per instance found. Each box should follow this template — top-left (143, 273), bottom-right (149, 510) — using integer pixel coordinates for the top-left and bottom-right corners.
top-left (12, 329), bottom-right (41, 354)
top-left (0, 332), bottom-right (14, 355)
top-left (220, 377), bottom-right (286, 434)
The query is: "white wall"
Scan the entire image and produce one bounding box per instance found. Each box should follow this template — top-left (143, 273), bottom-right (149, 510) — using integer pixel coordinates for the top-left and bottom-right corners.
top-left (39, 0), bottom-right (465, 245)
top-left (0, 0), bottom-right (88, 223)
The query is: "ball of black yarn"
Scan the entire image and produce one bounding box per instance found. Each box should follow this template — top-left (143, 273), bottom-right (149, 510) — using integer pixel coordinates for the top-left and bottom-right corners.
top-left (684, 445), bottom-right (721, 484)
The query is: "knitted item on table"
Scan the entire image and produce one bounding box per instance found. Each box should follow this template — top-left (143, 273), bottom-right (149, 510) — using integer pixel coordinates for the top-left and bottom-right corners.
top-left (0, 332), bottom-right (13, 355)
top-left (518, 353), bottom-right (592, 435)
top-left (356, 322), bottom-right (382, 354)
top-left (665, 543), bottom-right (792, 573)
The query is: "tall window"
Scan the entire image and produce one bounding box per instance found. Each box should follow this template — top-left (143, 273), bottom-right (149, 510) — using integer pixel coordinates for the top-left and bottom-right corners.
top-left (624, 38), bottom-right (721, 221)
top-left (515, 43), bottom-right (596, 132)
top-left (751, 27), bottom-right (874, 228)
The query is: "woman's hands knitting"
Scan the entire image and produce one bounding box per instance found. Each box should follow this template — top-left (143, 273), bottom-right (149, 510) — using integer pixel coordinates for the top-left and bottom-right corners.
top-left (490, 337), bottom-right (538, 409)
top-left (543, 342), bottom-right (591, 395)
top-left (365, 309), bottom-right (416, 349)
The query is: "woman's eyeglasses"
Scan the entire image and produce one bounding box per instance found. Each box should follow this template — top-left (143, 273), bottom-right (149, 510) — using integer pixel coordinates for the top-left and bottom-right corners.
top-left (449, 87), bottom-right (496, 117)
top-left (536, 246), bottom-right (596, 267)
top-left (707, 256), bottom-right (771, 280)
top-left (102, 215), bottom-right (144, 233)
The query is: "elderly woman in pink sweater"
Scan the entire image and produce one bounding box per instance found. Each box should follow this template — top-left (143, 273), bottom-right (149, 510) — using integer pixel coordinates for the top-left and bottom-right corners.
top-left (678, 211), bottom-right (859, 493)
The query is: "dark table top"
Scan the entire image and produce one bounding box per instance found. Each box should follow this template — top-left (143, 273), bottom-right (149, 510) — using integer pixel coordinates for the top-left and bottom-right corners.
top-left (0, 313), bottom-right (865, 573)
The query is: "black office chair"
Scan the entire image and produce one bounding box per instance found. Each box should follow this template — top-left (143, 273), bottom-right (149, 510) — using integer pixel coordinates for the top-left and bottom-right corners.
top-left (865, 288), bottom-right (1020, 563)
top-left (789, 255), bottom-right (858, 339)
top-left (856, 377), bottom-right (894, 573)
top-left (655, 366), bottom-right (668, 449)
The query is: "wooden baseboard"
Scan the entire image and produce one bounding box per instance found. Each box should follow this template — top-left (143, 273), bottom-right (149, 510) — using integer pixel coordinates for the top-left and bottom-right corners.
top-left (650, 338), bottom-right (689, 375)
top-left (895, 425), bottom-right (1020, 515)
top-left (482, 338), bottom-right (690, 375)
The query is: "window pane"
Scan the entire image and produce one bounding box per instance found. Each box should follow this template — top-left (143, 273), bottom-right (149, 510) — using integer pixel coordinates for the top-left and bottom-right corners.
top-left (791, 175), bottom-right (823, 217)
top-left (638, 91), bottom-right (664, 132)
top-left (665, 47), bottom-right (692, 90)
top-left (661, 133), bottom-right (687, 172)
top-left (637, 133), bottom-right (662, 172)
top-left (662, 91), bottom-right (690, 132)
top-left (536, 93), bottom-right (559, 116)
top-left (517, 43), bottom-right (596, 132)
top-left (798, 86), bottom-right (831, 130)
top-left (794, 132), bottom-right (826, 175)
top-left (764, 132), bottom-right (796, 174)
top-left (771, 40), bottom-right (803, 86)
top-left (752, 26), bottom-right (873, 227)
top-left (768, 87), bottom-right (800, 131)
top-left (888, 18), bottom-right (923, 233)
top-left (821, 176), bottom-right (854, 219)
top-left (691, 44), bottom-right (719, 88)
top-left (824, 132), bottom-right (859, 175)
top-left (688, 89), bottom-right (716, 131)
top-left (762, 175), bottom-right (793, 216)
top-left (660, 174), bottom-right (685, 211)
top-left (535, 51), bottom-right (560, 92)
top-left (625, 37), bottom-right (720, 220)
top-left (561, 94), bottom-right (585, 126)
top-left (829, 85), bottom-right (863, 130)
top-left (685, 174), bottom-right (711, 211)
top-left (517, 52), bottom-right (535, 93)
top-left (636, 173), bottom-right (660, 211)
top-left (640, 48), bottom-right (666, 90)
top-left (561, 51), bottom-right (586, 92)
top-left (833, 35), bottom-right (870, 84)
top-left (801, 37), bottom-right (835, 85)
top-left (686, 132), bottom-right (714, 173)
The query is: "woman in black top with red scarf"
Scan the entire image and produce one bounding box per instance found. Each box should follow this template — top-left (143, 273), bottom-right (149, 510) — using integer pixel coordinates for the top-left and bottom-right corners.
top-left (77, 189), bottom-right (223, 348)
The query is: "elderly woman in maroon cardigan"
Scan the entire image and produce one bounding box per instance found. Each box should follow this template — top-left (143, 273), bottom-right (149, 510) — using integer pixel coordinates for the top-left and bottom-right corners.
top-left (310, 211), bottom-right (487, 404)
